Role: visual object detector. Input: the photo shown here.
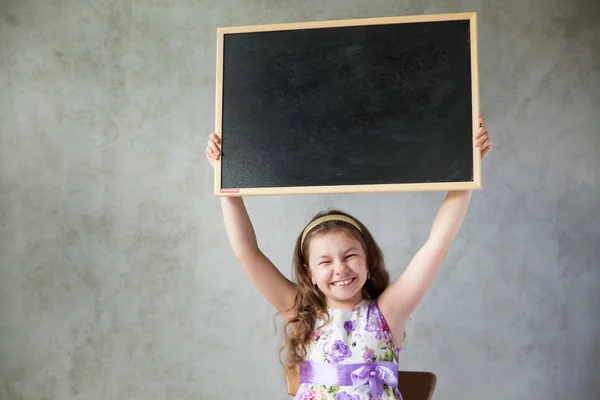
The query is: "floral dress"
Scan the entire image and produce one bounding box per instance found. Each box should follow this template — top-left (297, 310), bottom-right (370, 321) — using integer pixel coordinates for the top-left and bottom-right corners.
top-left (294, 299), bottom-right (402, 400)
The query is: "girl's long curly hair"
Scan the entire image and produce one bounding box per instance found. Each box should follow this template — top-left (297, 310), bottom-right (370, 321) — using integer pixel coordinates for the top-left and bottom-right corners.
top-left (278, 209), bottom-right (390, 374)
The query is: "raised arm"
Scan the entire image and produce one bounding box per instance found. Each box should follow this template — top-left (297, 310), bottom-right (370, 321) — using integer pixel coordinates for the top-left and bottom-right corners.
top-left (221, 196), bottom-right (297, 314)
top-left (378, 191), bottom-right (473, 331)
top-left (206, 133), bottom-right (297, 315)
top-left (378, 118), bottom-right (492, 343)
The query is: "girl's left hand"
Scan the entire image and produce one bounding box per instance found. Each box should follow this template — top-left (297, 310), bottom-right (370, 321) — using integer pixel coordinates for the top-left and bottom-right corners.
top-left (475, 117), bottom-right (492, 161)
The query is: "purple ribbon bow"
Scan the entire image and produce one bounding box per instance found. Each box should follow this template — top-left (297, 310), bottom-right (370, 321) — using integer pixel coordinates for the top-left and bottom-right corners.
top-left (351, 364), bottom-right (398, 399)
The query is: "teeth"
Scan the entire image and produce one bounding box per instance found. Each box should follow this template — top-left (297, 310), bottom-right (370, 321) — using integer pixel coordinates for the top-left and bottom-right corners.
top-left (333, 279), bottom-right (353, 287)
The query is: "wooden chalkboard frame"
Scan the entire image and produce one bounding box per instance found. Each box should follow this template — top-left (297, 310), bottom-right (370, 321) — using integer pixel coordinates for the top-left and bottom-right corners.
top-left (214, 12), bottom-right (480, 196)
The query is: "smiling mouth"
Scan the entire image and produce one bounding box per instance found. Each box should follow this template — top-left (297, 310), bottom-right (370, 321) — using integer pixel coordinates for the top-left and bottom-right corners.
top-left (331, 278), bottom-right (355, 287)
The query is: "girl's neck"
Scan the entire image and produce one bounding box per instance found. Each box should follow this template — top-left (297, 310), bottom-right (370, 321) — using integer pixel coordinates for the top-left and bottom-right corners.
top-left (326, 293), bottom-right (365, 310)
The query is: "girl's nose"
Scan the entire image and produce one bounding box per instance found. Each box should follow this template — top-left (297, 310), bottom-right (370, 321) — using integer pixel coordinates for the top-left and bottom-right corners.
top-left (333, 260), bottom-right (349, 274)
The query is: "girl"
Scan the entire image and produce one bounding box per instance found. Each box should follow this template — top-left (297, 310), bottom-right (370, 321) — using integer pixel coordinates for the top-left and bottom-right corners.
top-left (205, 118), bottom-right (492, 400)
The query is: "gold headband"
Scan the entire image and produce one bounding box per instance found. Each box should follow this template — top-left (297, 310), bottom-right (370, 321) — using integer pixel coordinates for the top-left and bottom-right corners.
top-left (300, 214), bottom-right (363, 251)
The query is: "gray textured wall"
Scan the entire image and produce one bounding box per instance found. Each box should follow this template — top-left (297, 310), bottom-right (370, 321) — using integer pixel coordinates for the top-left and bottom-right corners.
top-left (1, 0), bottom-right (599, 399)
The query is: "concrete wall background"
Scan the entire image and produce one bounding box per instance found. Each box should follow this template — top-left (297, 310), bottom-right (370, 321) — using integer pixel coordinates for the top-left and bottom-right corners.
top-left (1, 0), bottom-right (599, 399)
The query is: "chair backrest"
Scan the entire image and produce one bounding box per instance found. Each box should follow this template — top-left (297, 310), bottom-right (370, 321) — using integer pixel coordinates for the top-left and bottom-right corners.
top-left (286, 368), bottom-right (436, 399)
top-left (397, 371), bottom-right (437, 400)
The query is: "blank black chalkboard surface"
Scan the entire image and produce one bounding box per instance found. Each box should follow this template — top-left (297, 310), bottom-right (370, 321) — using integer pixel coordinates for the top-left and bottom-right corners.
top-left (214, 12), bottom-right (480, 196)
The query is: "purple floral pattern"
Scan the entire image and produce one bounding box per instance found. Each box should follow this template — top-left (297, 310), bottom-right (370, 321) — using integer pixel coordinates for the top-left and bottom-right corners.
top-left (324, 340), bottom-right (352, 363)
top-left (335, 392), bottom-right (360, 400)
top-left (295, 299), bottom-right (403, 400)
top-left (362, 347), bottom-right (375, 361)
top-left (297, 389), bottom-right (316, 400)
top-left (344, 320), bottom-right (356, 334)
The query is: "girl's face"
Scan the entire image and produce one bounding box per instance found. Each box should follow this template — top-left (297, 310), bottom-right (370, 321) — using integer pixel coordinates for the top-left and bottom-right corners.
top-left (306, 230), bottom-right (368, 309)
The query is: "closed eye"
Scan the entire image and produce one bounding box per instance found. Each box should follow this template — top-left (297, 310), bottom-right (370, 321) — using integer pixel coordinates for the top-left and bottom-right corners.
top-left (345, 254), bottom-right (357, 259)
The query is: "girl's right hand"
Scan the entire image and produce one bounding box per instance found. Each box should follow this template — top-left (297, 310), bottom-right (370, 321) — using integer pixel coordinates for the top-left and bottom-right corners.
top-left (205, 132), bottom-right (221, 169)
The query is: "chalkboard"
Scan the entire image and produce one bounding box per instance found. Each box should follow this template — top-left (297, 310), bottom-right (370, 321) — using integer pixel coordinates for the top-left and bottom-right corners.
top-left (214, 13), bottom-right (480, 196)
